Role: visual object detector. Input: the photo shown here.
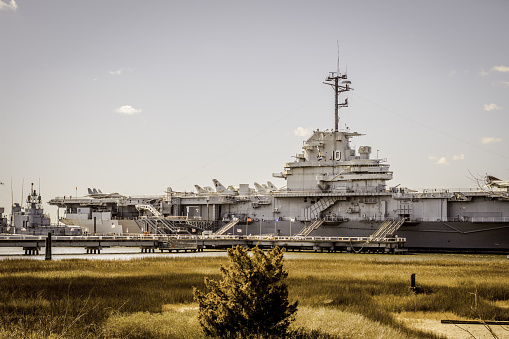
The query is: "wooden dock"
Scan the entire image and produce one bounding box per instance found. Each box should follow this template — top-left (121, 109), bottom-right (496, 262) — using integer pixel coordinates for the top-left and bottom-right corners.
top-left (0, 234), bottom-right (406, 255)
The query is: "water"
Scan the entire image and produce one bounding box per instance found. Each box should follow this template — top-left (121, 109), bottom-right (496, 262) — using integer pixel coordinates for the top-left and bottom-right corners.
top-left (0, 247), bottom-right (505, 262)
top-left (0, 247), bottom-right (229, 260)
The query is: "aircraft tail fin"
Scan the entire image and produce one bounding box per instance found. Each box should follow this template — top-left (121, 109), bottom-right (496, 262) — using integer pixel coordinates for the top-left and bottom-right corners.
top-left (254, 182), bottom-right (267, 193)
top-left (213, 179), bottom-right (233, 194)
top-left (195, 185), bottom-right (207, 194)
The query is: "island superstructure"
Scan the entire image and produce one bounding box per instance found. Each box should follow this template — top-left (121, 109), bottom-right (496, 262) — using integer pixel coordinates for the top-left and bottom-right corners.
top-left (48, 67), bottom-right (509, 251)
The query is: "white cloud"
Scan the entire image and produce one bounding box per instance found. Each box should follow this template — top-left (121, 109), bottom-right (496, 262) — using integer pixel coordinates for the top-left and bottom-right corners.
top-left (481, 137), bottom-right (501, 144)
top-left (0, 0), bottom-right (17, 10)
top-left (484, 103), bottom-right (502, 111)
top-left (453, 154), bottom-right (464, 161)
top-left (479, 69), bottom-right (490, 77)
top-left (428, 156), bottom-right (450, 165)
top-left (109, 67), bottom-right (133, 76)
top-left (114, 105), bottom-right (142, 115)
top-left (436, 157), bottom-right (450, 165)
top-left (294, 127), bottom-right (311, 137)
top-left (500, 81), bottom-right (509, 87)
top-left (491, 65), bottom-right (509, 73)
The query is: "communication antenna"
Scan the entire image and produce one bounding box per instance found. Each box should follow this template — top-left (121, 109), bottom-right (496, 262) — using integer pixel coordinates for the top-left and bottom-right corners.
top-left (10, 178), bottom-right (13, 223)
top-left (336, 41), bottom-right (340, 75)
top-left (323, 51), bottom-right (353, 132)
top-left (21, 177), bottom-right (24, 209)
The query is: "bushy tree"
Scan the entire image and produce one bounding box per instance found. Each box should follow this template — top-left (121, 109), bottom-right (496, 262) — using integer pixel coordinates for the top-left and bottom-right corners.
top-left (194, 245), bottom-right (298, 338)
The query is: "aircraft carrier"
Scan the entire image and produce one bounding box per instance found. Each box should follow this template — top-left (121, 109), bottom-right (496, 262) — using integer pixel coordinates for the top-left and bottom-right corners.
top-left (48, 68), bottom-right (509, 251)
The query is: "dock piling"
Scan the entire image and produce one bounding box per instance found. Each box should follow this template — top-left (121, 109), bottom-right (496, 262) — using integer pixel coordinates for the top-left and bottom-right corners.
top-left (45, 232), bottom-right (52, 260)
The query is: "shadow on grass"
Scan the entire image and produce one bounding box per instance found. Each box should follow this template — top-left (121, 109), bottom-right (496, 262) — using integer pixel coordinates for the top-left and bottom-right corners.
top-left (0, 273), bottom-right (215, 337)
top-left (290, 276), bottom-right (509, 339)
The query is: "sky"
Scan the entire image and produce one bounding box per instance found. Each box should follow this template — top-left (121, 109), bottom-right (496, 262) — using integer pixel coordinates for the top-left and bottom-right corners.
top-left (1, 0), bottom-right (508, 222)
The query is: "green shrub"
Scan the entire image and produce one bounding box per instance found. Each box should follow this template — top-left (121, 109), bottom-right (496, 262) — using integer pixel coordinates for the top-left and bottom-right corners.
top-left (194, 246), bottom-right (298, 338)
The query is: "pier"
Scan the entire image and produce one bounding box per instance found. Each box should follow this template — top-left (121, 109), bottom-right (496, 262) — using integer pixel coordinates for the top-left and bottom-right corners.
top-left (0, 234), bottom-right (406, 255)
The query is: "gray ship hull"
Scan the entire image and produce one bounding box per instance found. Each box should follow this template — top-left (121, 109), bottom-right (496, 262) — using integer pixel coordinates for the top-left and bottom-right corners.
top-left (229, 220), bottom-right (509, 251)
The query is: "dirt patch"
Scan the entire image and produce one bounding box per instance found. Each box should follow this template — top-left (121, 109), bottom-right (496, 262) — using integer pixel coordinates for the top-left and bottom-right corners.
top-left (398, 317), bottom-right (509, 339)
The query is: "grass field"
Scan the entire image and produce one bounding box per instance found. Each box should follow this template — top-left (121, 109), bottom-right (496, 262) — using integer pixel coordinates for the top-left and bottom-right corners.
top-left (0, 252), bottom-right (508, 338)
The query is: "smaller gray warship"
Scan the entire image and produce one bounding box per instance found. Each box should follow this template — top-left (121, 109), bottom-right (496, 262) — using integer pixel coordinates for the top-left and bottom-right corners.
top-left (0, 207), bottom-right (7, 234)
top-left (6, 183), bottom-right (82, 236)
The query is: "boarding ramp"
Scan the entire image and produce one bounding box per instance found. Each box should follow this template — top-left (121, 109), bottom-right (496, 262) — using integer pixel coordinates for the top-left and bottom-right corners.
top-left (294, 219), bottom-right (324, 238)
top-left (214, 219), bottom-right (240, 235)
top-left (370, 219), bottom-right (405, 241)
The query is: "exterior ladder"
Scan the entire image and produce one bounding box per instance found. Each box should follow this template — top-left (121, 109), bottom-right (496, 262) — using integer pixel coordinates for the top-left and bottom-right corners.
top-left (135, 217), bottom-right (180, 235)
top-left (303, 197), bottom-right (340, 220)
top-left (370, 219), bottom-right (405, 241)
top-left (139, 218), bottom-right (159, 234)
top-left (159, 219), bottom-right (180, 233)
top-left (214, 219), bottom-right (240, 235)
top-left (294, 219), bottom-right (324, 237)
top-left (135, 204), bottom-right (162, 217)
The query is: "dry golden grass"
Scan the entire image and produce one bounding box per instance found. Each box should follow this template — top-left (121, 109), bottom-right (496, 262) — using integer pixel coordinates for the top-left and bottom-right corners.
top-left (0, 252), bottom-right (507, 338)
top-left (291, 306), bottom-right (428, 339)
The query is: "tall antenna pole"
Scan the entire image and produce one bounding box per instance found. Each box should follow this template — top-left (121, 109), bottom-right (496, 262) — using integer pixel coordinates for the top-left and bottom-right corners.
top-left (21, 177), bottom-right (24, 210)
top-left (323, 50), bottom-right (353, 176)
top-left (334, 75), bottom-right (339, 132)
top-left (10, 177), bottom-right (13, 226)
top-left (324, 55), bottom-right (353, 132)
top-left (337, 41), bottom-right (340, 77)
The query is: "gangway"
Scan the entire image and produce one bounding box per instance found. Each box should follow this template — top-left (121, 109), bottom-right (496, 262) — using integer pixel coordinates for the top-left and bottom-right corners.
top-left (294, 219), bottom-right (324, 237)
top-left (214, 219), bottom-right (240, 235)
top-left (135, 217), bottom-right (181, 235)
top-left (370, 219), bottom-right (405, 241)
top-left (136, 218), bottom-right (159, 234)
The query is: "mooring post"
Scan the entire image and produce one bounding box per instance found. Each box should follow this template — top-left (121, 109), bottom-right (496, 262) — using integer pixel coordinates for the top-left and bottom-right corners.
top-left (44, 232), bottom-right (52, 260)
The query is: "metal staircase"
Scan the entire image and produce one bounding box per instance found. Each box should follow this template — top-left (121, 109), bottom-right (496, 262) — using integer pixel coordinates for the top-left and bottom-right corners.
top-left (294, 219), bottom-right (324, 237)
top-left (302, 197), bottom-right (339, 220)
top-left (135, 217), bottom-right (180, 235)
top-left (370, 219), bottom-right (405, 241)
top-left (214, 219), bottom-right (240, 235)
top-left (159, 219), bottom-right (180, 233)
top-left (135, 204), bottom-right (162, 217)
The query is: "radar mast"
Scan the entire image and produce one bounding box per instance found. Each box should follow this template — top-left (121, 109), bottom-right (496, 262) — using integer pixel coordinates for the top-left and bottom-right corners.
top-left (323, 62), bottom-right (352, 132)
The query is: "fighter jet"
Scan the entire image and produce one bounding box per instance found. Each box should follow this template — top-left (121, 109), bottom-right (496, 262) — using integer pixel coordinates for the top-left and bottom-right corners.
top-left (486, 175), bottom-right (509, 188)
top-left (212, 179), bottom-right (235, 195)
top-left (86, 188), bottom-right (124, 198)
